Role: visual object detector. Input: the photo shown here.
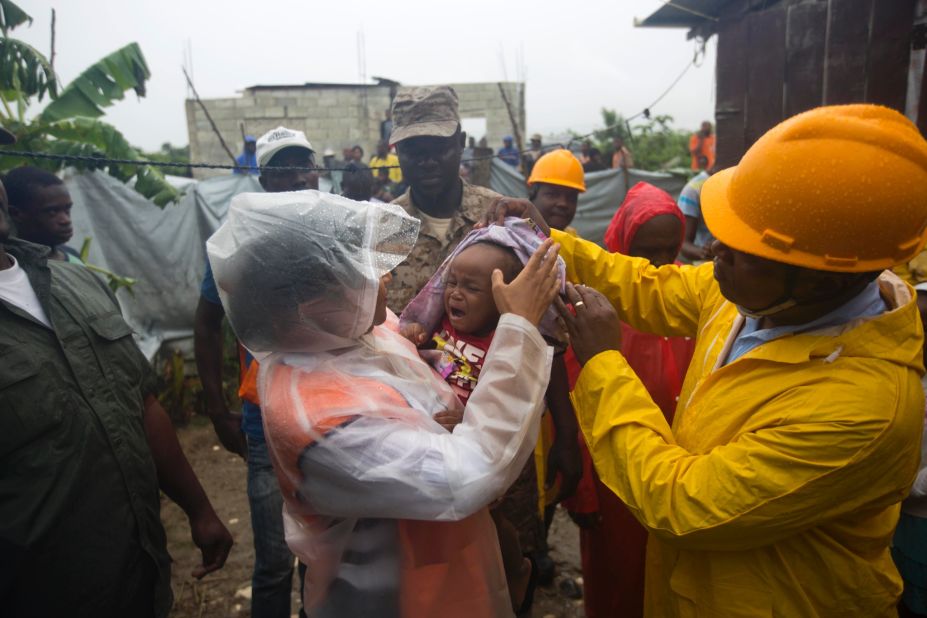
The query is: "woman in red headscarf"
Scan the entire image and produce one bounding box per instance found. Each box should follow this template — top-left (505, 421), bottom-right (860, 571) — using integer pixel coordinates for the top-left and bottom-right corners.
top-left (565, 182), bottom-right (696, 618)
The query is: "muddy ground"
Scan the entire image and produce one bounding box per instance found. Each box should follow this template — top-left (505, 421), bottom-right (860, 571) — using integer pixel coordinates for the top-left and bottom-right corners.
top-left (164, 419), bottom-right (586, 617)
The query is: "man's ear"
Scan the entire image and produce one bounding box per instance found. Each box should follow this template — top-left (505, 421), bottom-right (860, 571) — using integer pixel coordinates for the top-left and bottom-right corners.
top-left (458, 131), bottom-right (467, 149)
top-left (7, 203), bottom-right (24, 223)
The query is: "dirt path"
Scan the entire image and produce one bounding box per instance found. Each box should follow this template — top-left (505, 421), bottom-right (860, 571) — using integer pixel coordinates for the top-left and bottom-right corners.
top-left (165, 421), bottom-right (586, 617)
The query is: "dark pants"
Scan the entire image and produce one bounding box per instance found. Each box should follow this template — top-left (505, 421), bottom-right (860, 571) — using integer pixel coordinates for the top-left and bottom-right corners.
top-left (248, 434), bottom-right (303, 618)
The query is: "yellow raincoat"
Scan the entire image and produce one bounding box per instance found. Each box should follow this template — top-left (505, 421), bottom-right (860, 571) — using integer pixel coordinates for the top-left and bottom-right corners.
top-left (553, 229), bottom-right (925, 617)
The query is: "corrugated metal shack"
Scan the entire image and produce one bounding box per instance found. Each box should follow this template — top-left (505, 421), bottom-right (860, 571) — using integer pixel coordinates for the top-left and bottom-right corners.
top-left (639, 0), bottom-right (927, 167)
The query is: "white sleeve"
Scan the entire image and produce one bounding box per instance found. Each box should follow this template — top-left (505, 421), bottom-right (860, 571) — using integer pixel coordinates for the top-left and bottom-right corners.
top-left (295, 313), bottom-right (552, 521)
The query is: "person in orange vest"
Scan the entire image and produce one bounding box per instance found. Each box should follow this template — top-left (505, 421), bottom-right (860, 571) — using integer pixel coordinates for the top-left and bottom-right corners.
top-left (689, 120), bottom-right (715, 171)
top-left (207, 190), bottom-right (562, 617)
top-left (194, 126), bottom-right (317, 618)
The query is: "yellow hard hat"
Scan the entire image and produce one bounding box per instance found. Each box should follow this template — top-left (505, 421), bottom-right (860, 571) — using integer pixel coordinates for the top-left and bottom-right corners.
top-left (527, 149), bottom-right (586, 192)
top-left (702, 104), bottom-right (927, 272)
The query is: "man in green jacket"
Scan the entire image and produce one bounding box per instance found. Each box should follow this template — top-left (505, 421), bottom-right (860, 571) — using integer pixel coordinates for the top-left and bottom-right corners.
top-left (0, 127), bottom-right (232, 617)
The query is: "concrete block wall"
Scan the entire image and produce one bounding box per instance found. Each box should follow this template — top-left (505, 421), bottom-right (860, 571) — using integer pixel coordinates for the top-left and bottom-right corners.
top-left (448, 82), bottom-right (525, 153)
top-left (187, 82), bottom-right (525, 179)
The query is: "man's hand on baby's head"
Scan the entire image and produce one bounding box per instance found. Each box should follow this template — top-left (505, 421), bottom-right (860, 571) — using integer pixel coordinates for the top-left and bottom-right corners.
top-left (400, 322), bottom-right (428, 347)
top-left (479, 197), bottom-right (550, 236)
top-left (491, 238), bottom-right (561, 326)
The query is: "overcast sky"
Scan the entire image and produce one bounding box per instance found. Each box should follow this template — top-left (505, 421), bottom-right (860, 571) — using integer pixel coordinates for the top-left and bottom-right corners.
top-left (15, 0), bottom-right (716, 153)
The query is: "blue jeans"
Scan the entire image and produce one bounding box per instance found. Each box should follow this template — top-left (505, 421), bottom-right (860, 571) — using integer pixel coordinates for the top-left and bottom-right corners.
top-left (247, 435), bottom-right (297, 618)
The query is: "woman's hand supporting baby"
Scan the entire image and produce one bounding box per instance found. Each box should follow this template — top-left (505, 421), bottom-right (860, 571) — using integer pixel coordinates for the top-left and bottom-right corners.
top-left (491, 238), bottom-right (561, 326)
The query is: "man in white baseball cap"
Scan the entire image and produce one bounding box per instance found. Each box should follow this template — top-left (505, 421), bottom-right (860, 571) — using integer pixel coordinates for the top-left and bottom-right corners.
top-left (256, 126), bottom-right (318, 193)
top-left (196, 124), bottom-right (319, 618)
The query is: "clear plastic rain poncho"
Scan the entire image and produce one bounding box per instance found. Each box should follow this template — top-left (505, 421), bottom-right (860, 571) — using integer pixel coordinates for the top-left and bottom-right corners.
top-left (206, 191), bottom-right (553, 618)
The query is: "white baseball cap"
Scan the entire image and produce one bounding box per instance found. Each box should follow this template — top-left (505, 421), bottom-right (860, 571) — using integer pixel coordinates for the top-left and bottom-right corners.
top-left (256, 126), bottom-right (314, 167)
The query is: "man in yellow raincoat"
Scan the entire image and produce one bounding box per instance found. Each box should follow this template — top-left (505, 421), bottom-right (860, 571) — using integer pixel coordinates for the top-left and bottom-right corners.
top-left (487, 104), bottom-right (927, 617)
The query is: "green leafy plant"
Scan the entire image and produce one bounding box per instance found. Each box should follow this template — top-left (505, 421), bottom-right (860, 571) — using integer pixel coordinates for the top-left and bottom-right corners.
top-left (78, 237), bottom-right (137, 294)
top-left (0, 1), bottom-right (180, 206)
top-left (585, 108), bottom-right (693, 174)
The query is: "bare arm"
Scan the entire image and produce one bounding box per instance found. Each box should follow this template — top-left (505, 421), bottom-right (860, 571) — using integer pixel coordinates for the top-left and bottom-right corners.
top-left (194, 296), bottom-right (246, 458)
top-left (544, 354), bottom-right (582, 502)
top-left (143, 395), bottom-right (233, 577)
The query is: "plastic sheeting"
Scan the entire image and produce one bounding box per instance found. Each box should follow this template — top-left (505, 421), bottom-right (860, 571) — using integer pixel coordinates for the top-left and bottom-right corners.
top-left (64, 170), bottom-right (261, 358)
top-left (59, 161), bottom-right (683, 360)
top-left (489, 158), bottom-right (688, 246)
top-left (207, 191), bottom-right (420, 355)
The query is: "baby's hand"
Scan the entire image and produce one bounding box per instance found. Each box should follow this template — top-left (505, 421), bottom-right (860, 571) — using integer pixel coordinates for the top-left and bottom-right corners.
top-left (434, 409), bottom-right (464, 433)
top-left (400, 322), bottom-right (428, 346)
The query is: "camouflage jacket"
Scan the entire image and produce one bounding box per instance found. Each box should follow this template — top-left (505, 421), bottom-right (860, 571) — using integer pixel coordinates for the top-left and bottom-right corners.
top-left (387, 181), bottom-right (501, 313)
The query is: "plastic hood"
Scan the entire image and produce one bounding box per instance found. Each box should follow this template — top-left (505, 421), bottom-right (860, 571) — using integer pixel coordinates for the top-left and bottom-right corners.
top-left (207, 190), bottom-right (420, 354)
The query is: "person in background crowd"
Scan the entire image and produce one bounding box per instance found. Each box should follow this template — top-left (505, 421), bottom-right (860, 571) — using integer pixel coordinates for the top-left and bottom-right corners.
top-left (525, 147), bottom-right (587, 587)
top-left (527, 149), bottom-right (585, 236)
top-left (4, 166), bottom-right (81, 263)
top-left (322, 148), bottom-right (337, 169)
top-left (234, 135), bottom-right (258, 175)
top-left (0, 125), bottom-right (233, 617)
top-left (380, 108), bottom-right (393, 143)
top-left (194, 126), bottom-right (317, 618)
top-left (351, 144), bottom-right (364, 164)
top-left (677, 168), bottom-right (714, 263)
top-left (369, 139), bottom-right (403, 185)
top-left (611, 135), bottom-right (634, 170)
top-left (584, 147), bottom-right (607, 172)
top-left (321, 148), bottom-right (341, 194)
top-left (463, 135), bottom-right (477, 162)
top-left (498, 135), bottom-right (520, 167)
top-left (341, 162), bottom-right (376, 202)
top-left (387, 85), bottom-right (502, 312)
top-left (567, 182), bottom-right (695, 618)
top-left (342, 146), bottom-right (354, 163)
top-left (523, 133), bottom-right (544, 176)
top-left (689, 120), bottom-right (715, 171)
top-left (487, 104), bottom-right (927, 617)
top-left (578, 140), bottom-right (592, 166)
top-left (373, 167), bottom-right (397, 202)
top-left (893, 280), bottom-right (927, 618)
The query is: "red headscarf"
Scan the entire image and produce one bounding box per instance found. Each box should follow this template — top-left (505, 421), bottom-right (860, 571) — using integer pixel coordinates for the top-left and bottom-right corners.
top-left (603, 181), bottom-right (685, 254)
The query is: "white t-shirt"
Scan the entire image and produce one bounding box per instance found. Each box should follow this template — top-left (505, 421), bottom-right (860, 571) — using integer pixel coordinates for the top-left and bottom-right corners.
top-left (0, 255), bottom-right (52, 327)
top-left (417, 210), bottom-right (453, 241)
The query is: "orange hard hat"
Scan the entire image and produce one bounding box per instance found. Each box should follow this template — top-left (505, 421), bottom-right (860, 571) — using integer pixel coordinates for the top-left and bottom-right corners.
top-left (527, 149), bottom-right (586, 192)
top-left (702, 104), bottom-right (927, 272)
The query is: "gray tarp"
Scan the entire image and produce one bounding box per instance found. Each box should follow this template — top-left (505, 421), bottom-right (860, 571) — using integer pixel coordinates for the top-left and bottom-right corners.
top-left (65, 171), bottom-right (261, 357)
top-left (490, 158), bottom-right (687, 245)
top-left (61, 163), bottom-right (685, 358)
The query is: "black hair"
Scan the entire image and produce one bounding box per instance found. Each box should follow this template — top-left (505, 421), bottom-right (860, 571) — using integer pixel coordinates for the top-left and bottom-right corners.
top-left (222, 215), bottom-right (366, 351)
top-left (352, 145), bottom-right (365, 158)
top-left (341, 163), bottom-right (375, 201)
top-left (4, 166), bottom-right (64, 211)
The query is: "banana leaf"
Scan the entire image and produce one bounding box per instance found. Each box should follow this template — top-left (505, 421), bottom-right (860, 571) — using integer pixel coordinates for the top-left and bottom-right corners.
top-left (0, 0), bottom-right (31, 34)
top-left (39, 43), bottom-right (149, 122)
top-left (40, 117), bottom-right (181, 206)
top-left (0, 37), bottom-right (57, 104)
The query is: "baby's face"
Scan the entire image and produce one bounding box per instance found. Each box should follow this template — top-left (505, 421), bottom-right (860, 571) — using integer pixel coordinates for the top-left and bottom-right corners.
top-left (443, 244), bottom-right (504, 337)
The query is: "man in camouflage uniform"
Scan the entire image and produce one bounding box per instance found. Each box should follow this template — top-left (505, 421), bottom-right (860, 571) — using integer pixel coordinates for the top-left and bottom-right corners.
top-left (387, 85), bottom-right (502, 312)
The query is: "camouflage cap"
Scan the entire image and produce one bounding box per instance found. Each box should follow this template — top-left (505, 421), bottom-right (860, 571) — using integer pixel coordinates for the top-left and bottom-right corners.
top-left (389, 86), bottom-right (460, 145)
